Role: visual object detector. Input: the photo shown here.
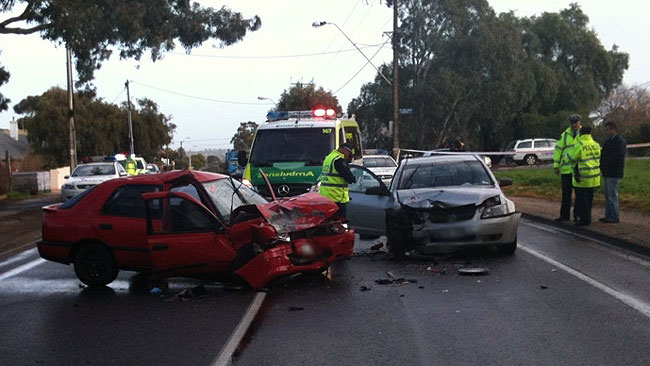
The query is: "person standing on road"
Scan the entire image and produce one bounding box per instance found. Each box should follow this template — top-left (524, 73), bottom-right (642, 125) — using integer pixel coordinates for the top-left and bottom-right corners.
top-left (568, 125), bottom-right (601, 226)
top-left (599, 122), bottom-right (626, 223)
top-left (553, 114), bottom-right (582, 222)
top-left (318, 142), bottom-right (357, 219)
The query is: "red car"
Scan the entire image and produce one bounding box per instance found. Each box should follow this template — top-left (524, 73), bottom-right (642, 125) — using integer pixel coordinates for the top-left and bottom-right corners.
top-left (37, 170), bottom-right (354, 289)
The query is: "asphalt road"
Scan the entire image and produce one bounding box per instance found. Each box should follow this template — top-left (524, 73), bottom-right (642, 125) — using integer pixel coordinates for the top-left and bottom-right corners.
top-left (1, 220), bottom-right (649, 366)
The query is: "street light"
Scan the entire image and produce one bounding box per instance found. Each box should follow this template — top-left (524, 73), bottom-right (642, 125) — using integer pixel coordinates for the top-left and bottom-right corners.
top-left (312, 21), bottom-right (392, 85)
top-left (257, 96), bottom-right (277, 105)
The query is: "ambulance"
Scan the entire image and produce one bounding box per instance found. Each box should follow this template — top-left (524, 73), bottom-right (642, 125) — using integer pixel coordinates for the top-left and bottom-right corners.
top-left (242, 108), bottom-right (362, 199)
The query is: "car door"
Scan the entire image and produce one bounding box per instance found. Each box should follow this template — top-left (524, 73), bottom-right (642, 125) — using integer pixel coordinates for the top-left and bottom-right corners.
top-left (346, 165), bottom-right (391, 236)
top-left (144, 192), bottom-right (236, 275)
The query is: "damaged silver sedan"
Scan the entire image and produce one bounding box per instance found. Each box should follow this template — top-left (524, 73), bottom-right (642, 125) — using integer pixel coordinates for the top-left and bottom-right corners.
top-left (346, 154), bottom-right (520, 256)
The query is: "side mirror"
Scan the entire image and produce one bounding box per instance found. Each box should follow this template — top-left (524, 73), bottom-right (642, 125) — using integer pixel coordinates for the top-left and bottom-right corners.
top-left (365, 185), bottom-right (389, 196)
top-left (498, 177), bottom-right (513, 187)
top-left (64, 175), bottom-right (69, 179)
top-left (237, 150), bottom-right (248, 167)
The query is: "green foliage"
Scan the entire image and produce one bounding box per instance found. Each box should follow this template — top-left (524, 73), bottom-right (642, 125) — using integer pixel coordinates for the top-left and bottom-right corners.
top-left (230, 121), bottom-right (257, 151)
top-left (276, 82), bottom-right (341, 113)
top-left (190, 153), bottom-right (205, 170)
top-left (6, 190), bottom-right (32, 200)
top-left (351, 1), bottom-right (628, 152)
top-left (494, 159), bottom-right (650, 212)
top-left (14, 87), bottom-right (174, 168)
top-left (0, 63), bottom-right (8, 111)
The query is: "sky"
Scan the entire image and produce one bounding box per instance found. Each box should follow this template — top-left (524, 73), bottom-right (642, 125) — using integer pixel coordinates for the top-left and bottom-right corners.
top-left (0, 0), bottom-right (648, 152)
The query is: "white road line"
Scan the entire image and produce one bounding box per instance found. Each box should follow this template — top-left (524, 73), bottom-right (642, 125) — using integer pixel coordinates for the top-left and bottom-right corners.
top-left (0, 247), bottom-right (38, 269)
top-left (518, 242), bottom-right (650, 319)
top-left (0, 258), bottom-right (46, 282)
top-left (212, 291), bottom-right (267, 366)
top-left (522, 221), bottom-right (650, 269)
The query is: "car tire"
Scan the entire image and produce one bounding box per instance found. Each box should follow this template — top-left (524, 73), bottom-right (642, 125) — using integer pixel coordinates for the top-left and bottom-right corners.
top-left (496, 237), bottom-right (517, 255)
top-left (524, 154), bottom-right (538, 165)
top-left (74, 242), bottom-right (119, 287)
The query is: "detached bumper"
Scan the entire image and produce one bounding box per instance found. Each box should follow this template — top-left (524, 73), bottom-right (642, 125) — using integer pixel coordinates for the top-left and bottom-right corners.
top-left (235, 230), bottom-right (354, 290)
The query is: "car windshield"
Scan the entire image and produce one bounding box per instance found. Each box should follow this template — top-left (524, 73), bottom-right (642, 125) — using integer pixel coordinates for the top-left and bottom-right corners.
top-left (249, 128), bottom-right (334, 166)
top-left (363, 157), bottom-right (396, 168)
top-left (72, 164), bottom-right (115, 177)
top-left (398, 160), bottom-right (493, 189)
top-left (201, 179), bottom-right (267, 221)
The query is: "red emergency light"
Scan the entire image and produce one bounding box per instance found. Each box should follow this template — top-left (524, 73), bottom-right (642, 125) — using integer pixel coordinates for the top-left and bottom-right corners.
top-left (312, 108), bottom-right (336, 118)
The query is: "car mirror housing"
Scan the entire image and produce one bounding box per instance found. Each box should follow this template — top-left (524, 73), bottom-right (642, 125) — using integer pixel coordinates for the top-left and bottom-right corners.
top-left (498, 177), bottom-right (513, 187)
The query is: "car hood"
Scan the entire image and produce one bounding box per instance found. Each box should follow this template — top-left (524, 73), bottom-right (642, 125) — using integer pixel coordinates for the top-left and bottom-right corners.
top-left (367, 167), bottom-right (397, 176)
top-left (254, 192), bottom-right (339, 233)
top-left (396, 186), bottom-right (501, 209)
top-left (65, 175), bottom-right (116, 185)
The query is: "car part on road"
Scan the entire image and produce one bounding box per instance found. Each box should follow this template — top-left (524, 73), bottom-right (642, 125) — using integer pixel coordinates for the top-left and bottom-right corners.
top-left (458, 267), bottom-right (490, 276)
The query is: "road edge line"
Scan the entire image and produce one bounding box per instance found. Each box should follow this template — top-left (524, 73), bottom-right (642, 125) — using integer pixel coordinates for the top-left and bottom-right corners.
top-left (0, 240), bottom-right (39, 261)
top-left (518, 242), bottom-right (650, 319)
top-left (212, 291), bottom-right (267, 366)
top-left (0, 258), bottom-right (46, 282)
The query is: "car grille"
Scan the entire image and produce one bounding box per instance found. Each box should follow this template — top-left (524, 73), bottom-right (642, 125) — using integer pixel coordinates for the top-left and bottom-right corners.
top-left (256, 183), bottom-right (313, 198)
top-left (428, 204), bottom-right (476, 223)
top-left (76, 184), bottom-right (97, 189)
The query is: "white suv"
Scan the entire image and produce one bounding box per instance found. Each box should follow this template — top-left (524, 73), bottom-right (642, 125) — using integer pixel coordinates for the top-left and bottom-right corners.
top-left (505, 138), bottom-right (557, 165)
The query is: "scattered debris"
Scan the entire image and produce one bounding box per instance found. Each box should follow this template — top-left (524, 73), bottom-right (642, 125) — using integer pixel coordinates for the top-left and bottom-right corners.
top-left (359, 286), bottom-right (371, 292)
top-left (551, 269), bottom-right (557, 272)
top-left (150, 287), bottom-right (163, 294)
top-left (426, 266), bottom-right (447, 274)
top-left (370, 242), bottom-right (384, 251)
top-left (288, 306), bottom-right (304, 312)
top-left (418, 286), bottom-right (425, 289)
top-left (164, 285), bottom-right (208, 302)
top-left (375, 279), bottom-right (393, 285)
top-left (400, 294), bottom-right (405, 297)
top-left (374, 278), bottom-right (418, 286)
top-left (540, 284), bottom-right (548, 290)
top-left (442, 289), bottom-right (449, 293)
top-left (458, 267), bottom-right (490, 276)
top-left (386, 271), bottom-right (398, 279)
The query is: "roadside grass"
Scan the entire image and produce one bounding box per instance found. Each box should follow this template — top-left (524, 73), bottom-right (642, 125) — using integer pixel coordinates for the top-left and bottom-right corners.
top-left (494, 158), bottom-right (650, 213)
top-left (4, 190), bottom-right (52, 200)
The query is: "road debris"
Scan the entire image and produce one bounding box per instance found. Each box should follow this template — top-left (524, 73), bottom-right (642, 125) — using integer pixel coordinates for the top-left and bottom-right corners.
top-left (458, 267), bottom-right (490, 276)
top-left (359, 286), bottom-right (371, 292)
top-left (165, 285), bottom-right (208, 302)
top-left (370, 242), bottom-right (384, 251)
top-left (288, 306), bottom-right (304, 312)
top-left (540, 284), bottom-right (548, 289)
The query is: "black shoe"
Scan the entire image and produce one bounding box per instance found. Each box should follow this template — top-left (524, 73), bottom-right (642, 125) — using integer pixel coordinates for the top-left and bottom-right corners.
top-left (554, 217), bottom-right (568, 222)
top-left (575, 221), bottom-right (590, 227)
top-left (599, 217), bottom-right (619, 223)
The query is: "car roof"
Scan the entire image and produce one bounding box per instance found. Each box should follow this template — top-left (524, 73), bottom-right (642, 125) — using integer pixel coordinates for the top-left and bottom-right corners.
top-left (76, 162), bottom-right (116, 166)
top-left (364, 155), bottom-right (394, 159)
top-left (405, 154), bottom-right (481, 166)
top-left (96, 170), bottom-right (228, 189)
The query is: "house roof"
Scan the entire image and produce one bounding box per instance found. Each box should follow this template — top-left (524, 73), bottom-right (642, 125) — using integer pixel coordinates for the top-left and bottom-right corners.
top-left (0, 131), bottom-right (29, 159)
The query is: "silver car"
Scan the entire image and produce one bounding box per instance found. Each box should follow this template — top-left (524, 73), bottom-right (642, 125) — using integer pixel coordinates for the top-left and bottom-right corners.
top-left (61, 162), bottom-right (128, 201)
top-left (346, 154), bottom-right (520, 255)
top-left (362, 154), bottom-right (398, 186)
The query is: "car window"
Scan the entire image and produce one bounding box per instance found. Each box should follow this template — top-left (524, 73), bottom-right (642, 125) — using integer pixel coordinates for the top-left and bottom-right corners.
top-left (152, 197), bottom-right (220, 234)
top-left (72, 164), bottom-right (116, 176)
top-left (171, 184), bottom-right (201, 200)
top-left (517, 141), bottom-right (532, 149)
top-left (201, 179), bottom-right (267, 223)
top-left (348, 167), bottom-right (381, 193)
top-left (102, 184), bottom-right (161, 218)
top-left (59, 185), bottom-right (98, 209)
top-left (535, 140), bottom-right (550, 148)
top-left (398, 160), bottom-right (493, 189)
top-left (363, 157), bottom-right (396, 168)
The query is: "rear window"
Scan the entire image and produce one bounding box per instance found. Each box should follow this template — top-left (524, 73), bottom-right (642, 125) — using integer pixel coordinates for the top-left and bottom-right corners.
top-left (398, 160), bottom-right (493, 189)
top-left (363, 157), bottom-right (396, 168)
top-left (59, 185), bottom-right (97, 209)
top-left (102, 184), bottom-right (161, 218)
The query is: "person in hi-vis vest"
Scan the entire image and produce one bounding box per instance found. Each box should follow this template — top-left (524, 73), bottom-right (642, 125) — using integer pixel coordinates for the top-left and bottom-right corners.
top-left (319, 142), bottom-right (357, 219)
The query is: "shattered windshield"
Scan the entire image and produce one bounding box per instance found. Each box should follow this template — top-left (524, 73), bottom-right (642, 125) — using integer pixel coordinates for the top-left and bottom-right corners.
top-left (398, 160), bottom-right (493, 189)
top-left (201, 179), bottom-right (267, 221)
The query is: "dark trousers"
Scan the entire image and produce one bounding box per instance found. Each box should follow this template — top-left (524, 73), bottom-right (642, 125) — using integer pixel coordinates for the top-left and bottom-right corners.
top-left (574, 187), bottom-right (594, 224)
top-left (335, 203), bottom-right (347, 220)
top-left (560, 174), bottom-right (575, 221)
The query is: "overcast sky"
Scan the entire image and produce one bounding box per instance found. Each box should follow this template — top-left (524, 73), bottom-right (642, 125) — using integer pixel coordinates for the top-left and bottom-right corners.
top-left (0, 0), bottom-right (647, 151)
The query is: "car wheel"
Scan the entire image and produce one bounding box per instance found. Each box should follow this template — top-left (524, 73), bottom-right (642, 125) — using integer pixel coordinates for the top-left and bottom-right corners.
top-left (74, 242), bottom-right (119, 286)
top-left (524, 154), bottom-right (538, 165)
top-left (496, 237), bottom-right (517, 255)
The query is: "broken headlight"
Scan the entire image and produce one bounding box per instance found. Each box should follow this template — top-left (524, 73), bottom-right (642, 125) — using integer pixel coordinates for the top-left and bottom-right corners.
top-left (330, 222), bottom-right (349, 234)
top-left (295, 242), bottom-right (316, 257)
top-left (480, 195), bottom-right (509, 219)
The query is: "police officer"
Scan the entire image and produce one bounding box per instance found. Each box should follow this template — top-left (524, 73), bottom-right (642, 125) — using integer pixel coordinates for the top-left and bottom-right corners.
top-left (553, 114), bottom-right (581, 222)
top-left (125, 156), bottom-right (137, 175)
top-left (567, 125), bottom-right (601, 226)
top-left (319, 142), bottom-right (357, 219)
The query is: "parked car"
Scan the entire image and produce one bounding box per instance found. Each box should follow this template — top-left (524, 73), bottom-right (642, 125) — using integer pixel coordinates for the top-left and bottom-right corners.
top-left (146, 163), bottom-right (160, 174)
top-left (346, 155), bottom-right (520, 255)
top-left (504, 138), bottom-right (557, 165)
top-left (362, 154), bottom-right (398, 186)
top-left (39, 170), bottom-right (354, 289)
top-left (61, 162), bottom-right (128, 201)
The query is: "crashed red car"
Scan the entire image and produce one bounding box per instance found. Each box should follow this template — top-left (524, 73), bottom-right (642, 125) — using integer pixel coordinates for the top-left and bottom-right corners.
top-left (37, 170), bottom-right (354, 289)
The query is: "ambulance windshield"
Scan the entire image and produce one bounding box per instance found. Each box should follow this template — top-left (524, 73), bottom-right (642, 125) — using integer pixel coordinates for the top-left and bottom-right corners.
top-left (249, 128), bottom-right (335, 166)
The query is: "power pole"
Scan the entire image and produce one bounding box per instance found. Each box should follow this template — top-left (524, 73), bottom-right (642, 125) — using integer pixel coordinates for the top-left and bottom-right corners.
top-left (125, 80), bottom-right (134, 155)
top-left (392, 0), bottom-right (400, 158)
top-left (66, 46), bottom-right (77, 170)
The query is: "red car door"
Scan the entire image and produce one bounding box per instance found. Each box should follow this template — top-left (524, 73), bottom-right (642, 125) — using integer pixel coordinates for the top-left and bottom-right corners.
top-left (144, 192), bottom-right (237, 275)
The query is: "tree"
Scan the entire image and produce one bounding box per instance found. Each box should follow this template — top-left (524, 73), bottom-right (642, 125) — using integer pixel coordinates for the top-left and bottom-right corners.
top-left (0, 63), bottom-right (8, 111)
top-left (276, 82), bottom-right (341, 113)
top-left (594, 84), bottom-right (650, 144)
top-left (230, 121), bottom-right (257, 150)
top-left (0, 1), bottom-right (260, 106)
top-left (14, 87), bottom-right (175, 167)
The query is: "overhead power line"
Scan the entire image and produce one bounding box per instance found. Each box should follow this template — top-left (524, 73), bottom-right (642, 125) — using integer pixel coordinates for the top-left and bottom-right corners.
top-left (168, 43), bottom-right (385, 60)
top-left (130, 81), bottom-right (269, 105)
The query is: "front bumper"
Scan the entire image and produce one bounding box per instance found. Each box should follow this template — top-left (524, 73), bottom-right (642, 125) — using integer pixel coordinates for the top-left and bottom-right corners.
top-left (410, 212), bottom-right (521, 253)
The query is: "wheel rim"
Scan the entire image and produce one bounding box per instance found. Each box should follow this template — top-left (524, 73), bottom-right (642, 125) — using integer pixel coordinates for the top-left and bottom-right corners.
top-left (81, 251), bottom-right (109, 279)
top-left (526, 156), bottom-right (535, 165)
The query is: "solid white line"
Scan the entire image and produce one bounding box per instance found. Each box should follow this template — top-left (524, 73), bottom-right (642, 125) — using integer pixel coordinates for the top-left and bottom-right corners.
top-left (0, 258), bottom-right (46, 282)
top-left (518, 242), bottom-right (650, 319)
top-left (521, 221), bottom-right (650, 269)
top-left (212, 291), bottom-right (267, 366)
top-left (0, 247), bottom-right (38, 269)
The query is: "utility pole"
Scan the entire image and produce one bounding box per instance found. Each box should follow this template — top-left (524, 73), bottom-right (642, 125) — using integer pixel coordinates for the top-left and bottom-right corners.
top-left (125, 80), bottom-right (134, 155)
top-left (66, 46), bottom-right (77, 170)
top-left (392, 0), bottom-right (400, 158)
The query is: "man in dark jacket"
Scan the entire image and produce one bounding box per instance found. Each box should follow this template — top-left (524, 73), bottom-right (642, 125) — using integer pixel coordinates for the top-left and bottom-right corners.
top-left (599, 122), bottom-right (626, 223)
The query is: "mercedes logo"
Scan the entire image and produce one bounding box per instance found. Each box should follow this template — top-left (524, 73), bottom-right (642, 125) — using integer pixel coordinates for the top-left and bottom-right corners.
top-left (277, 184), bottom-right (290, 196)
